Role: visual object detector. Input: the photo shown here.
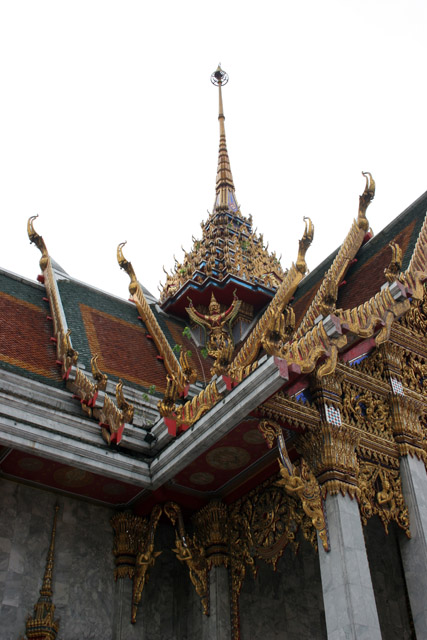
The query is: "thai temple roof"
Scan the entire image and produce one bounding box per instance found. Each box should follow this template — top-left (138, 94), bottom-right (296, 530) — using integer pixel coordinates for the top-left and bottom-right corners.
top-left (0, 64), bottom-right (426, 516)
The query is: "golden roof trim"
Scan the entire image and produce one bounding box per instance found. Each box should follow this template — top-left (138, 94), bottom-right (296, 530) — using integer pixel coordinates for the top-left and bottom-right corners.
top-left (28, 217), bottom-right (133, 445)
top-left (296, 172), bottom-right (375, 340)
top-left (117, 242), bottom-right (191, 393)
top-left (229, 218), bottom-right (314, 377)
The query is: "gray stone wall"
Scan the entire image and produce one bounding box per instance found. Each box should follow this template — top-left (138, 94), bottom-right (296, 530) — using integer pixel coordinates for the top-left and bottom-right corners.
top-left (239, 539), bottom-right (327, 640)
top-left (0, 478), bottom-right (115, 640)
top-left (364, 517), bottom-right (414, 640)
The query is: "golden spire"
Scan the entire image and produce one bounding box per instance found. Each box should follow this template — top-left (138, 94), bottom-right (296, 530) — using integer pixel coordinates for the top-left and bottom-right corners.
top-left (25, 504), bottom-right (60, 639)
top-left (211, 64), bottom-right (238, 212)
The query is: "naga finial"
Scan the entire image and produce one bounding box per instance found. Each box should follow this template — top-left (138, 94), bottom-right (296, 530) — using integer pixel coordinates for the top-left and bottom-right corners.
top-left (358, 171), bottom-right (375, 231)
top-left (296, 216), bottom-right (314, 274)
top-left (384, 241), bottom-right (403, 283)
top-left (117, 242), bottom-right (138, 295)
top-left (27, 215), bottom-right (49, 271)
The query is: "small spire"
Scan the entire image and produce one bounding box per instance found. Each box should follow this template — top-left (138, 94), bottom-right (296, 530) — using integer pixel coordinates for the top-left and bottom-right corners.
top-left (210, 64), bottom-right (238, 213)
top-left (39, 503), bottom-right (59, 599)
top-left (25, 504), bottom-right (60, 639)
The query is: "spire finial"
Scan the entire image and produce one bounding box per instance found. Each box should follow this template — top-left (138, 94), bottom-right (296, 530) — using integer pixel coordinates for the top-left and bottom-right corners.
top-left (24, 504), bottom-right (60, 639)
top-left (210, 64), bottom-right (237, 213)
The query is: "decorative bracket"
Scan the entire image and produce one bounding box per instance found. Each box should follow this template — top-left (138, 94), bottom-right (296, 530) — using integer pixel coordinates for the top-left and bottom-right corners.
top-left (259, 419), bottom-right (330, 551)
top-left (164, 502), bottom-right (209, 615)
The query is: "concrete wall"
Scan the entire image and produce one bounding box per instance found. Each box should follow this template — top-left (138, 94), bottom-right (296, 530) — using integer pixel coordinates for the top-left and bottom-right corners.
top-left (239, 540), bottom-right (327, 640)
top-left (0, 478), bottom-right (115, 640)
top-left (364, 517), bottom-right (414, 640)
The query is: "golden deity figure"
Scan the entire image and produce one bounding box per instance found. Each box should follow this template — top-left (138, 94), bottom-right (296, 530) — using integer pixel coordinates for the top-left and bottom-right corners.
top-left (186, 292), bottom-right (241, 358)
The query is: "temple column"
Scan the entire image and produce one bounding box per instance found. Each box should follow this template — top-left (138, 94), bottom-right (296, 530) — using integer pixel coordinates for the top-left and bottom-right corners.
top-left (318, 493), bottom-right (382, 640)
top-left (390, 392), bottom-right (427, 637)
top-left (302, 372), bottom-right (382, 640)
top-left (202, 565), bottom-right (232, 640)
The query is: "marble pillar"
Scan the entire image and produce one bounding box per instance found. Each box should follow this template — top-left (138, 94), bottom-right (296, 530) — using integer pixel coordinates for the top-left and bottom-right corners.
top-left (112, 578), bottom-right (141, 640)
top-left (318, 493), bottom-right (382, 640)
top-left (201, 565), bottom-right (231, 640)
top-left (398, 454), bottom-right (427, 638)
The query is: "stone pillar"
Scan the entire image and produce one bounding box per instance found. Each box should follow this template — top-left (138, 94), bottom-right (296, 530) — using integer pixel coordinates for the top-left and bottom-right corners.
top-left (399, 455), bottom-right (427, 637)
top-left (390, 392), bottom-right (427, 637)
top-left (202, 565), bottom-right (232, 640)
top-left (318, 493), bottom-right (382, 640)
top-left (112, 578), bottom-right (141, 640)
top-left (303, 372), bottom-right (382, 640)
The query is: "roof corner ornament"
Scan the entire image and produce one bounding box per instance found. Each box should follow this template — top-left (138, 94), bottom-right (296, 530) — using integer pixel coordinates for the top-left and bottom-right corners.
top-left (28, 215), bottom-right (49, 271)
top-left (117, 241), bottom-right (138, 295)
top-left (384, 241), bottom-right (403, 283)
top-left (358, 171), bottom-right (375, 231)
top-left (296, 216), bottom-right (314, 274)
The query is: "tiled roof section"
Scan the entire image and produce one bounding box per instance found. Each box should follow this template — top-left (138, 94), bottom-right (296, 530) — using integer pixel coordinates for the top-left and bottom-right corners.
top-left (56, 279), bottom-right (173, 393)
top-left (0, 272), bottom-right (62, 386)
top-left (80, 304), bottom-right (168, 393)
top-left (337, 194), bottom-right (427, 310)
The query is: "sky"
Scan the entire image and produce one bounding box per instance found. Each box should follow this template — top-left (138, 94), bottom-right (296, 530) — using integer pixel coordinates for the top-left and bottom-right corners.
top-left (1, 1), bottom-right (426, 301)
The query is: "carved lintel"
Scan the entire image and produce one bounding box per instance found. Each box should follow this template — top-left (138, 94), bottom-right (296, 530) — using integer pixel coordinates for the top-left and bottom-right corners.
top-left (131, 505), bottom-right (162, 624)
top-left (164, 502), bottom-right (209, 615)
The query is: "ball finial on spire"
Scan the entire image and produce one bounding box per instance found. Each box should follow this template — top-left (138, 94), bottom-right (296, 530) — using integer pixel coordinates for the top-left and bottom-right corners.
top-left (211, 64), bottom-right (229, 86)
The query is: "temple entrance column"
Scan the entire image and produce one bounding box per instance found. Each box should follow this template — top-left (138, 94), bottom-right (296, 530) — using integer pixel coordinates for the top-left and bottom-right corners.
top-left (391, 392), bottom-right (427, 637)
top-left (302, 372), bottom-right (382, 640)
top-left (202, 565), bottom-right (232, 640)
top-left (318, 492), bottom-right (382, 640)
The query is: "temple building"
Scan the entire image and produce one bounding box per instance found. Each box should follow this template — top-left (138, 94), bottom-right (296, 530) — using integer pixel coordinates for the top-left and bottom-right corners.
top-left (1, 65), bottom-right (427, 640)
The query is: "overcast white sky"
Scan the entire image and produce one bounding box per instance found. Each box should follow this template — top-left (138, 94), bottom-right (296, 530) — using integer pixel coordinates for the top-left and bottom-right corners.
top-left (1, 1), bottom-right (426, 300)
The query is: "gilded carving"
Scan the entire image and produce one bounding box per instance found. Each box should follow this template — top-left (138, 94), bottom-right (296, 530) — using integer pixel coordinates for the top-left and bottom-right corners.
top-left (28, 216), bottom-right (130, 445)
top-left (164, 502), bottom-right (209, 615)
top-left (186, 292), bottom-right (241, 376)
top-left (131, 505), bottom-right (162, 624)
top-left (193, 499), bottom-right (229, 568)
top-left (116, 379), bottom-right (135, 424)
top-left (401, 349), bottom-right (427, 395)
top-left (358, 462), bottom-right (410, 536)
top-left (298, 422), bottom-right (360, 498)
top-left (296, 173), bottom-right (375, 340)
top-left (390, 393), bottom-right (426, 461)
top-left (384, 242), bottom-right (403, 283)
top-left (341, 382), bottom-right (393, 440)
top-left (111, 512), bottom-right (146, 580)
top-left (258, 419), bottom-right (329, 551)
top-left (229, 218), bottom-right (313, 378)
